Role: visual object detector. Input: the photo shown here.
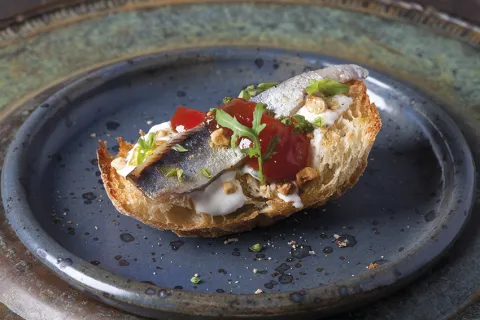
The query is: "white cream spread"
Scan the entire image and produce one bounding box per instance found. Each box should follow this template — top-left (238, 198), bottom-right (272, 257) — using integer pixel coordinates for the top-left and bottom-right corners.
top-left (295, 94), bottom-right (352, 167)
top-left (190, 171), bottom-right (246, 216)
top-left (296, 95), bottom-right (353, 126)
top-left (175, 125), bottom-right (185, 133)
top-left (115, 121), bottom-right (175, 177)
top-left (239, 164), bottom-right (259, 180)
top-left (117, 148), bottom-right (136, 177)
top-left (310, 128), bottom-right (325, 168)
top-left (271, 183), bottom-right (303, 209)
top-left (148, 122), bottom-right (174, 139)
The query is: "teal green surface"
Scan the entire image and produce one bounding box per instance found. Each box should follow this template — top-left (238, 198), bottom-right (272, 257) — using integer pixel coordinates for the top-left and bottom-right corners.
top-left (0, 2), bottom-right (478, 113)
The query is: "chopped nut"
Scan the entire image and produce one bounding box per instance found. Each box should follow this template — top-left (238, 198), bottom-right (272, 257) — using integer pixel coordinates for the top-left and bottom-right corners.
top-left (277, 182), bottom-right (296, 196)
top-left (334, 234), bottom-right (357, 248)
top-left (156, 130), bottom-right (167, 137)
top-left (253, 268), bottom-right (258, 274)
top-left (259, 184), bottom-right (273, 198)
top-left (254, 289), bottom-right (263, 294)
top-left (222, 181), bottom-right (237, 194)
top-left (111, 157), bottom-right (127, 171)
top-left (210, 128), bottom-right (230, 147)
top-left (139, 129), bottom-right (146, 136)
top-left (296, 167), bottom-right (319, 188)
top-left (336, 241), bottom-right (347, 248)
top-left (326, 97), bottom-right (340, 111)
top-left (194, 273), bottom-right (199, 277)
top-left (305, 95), bottom-right (326, 114)
top-left (368, 263), bottom-right (380, 270)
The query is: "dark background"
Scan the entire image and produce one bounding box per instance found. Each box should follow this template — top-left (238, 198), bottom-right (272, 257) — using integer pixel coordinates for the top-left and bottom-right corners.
top-left (0, 0), bottom-right (480, 25)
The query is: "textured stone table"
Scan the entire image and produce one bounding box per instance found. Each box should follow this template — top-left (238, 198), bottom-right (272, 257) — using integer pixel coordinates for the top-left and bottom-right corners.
top-left (2, 0), bottom-right (480, 24)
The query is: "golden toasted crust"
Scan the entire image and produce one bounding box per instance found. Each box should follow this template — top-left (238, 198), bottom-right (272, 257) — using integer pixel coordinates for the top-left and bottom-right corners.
top-left (97, 80), bottom-right (381, 237)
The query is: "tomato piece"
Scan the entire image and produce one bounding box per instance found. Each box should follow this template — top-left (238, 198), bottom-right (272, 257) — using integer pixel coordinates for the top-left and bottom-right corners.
top-left (211, 98), bottom-right (310, 182)
top-left (171, 106), bottom-right (205, 131)
top-left (247, 117), bottom-right (310, 182)
top-left (206, 98), bottom-right (256, 137)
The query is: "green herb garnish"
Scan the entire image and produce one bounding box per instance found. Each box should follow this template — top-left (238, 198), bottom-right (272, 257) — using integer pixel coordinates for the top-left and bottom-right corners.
top-left (238, 82), bottom-right (278, 100)
top-left (312, 117), bottom-right (325, 128)
top-left (172, 144), bottom-right (188, 152)
top-left (280, 117), bottom-right (292, 126)
top-left (238, 85), bottom-right (256, 100)
top-left (306, 79), bottom-right (349, 96)
top-left (177, 169), bottom-right (184, 180)
top-left (215, 103), bottom-right (273, 185)
top-left (249, 243), bottom-right (263, 252)
top-left (222, 97), bottom-right (233, 104)
top-left (257, 82), bottom-right (278, 91)
top-left (200, 168), bottom-right (212, 179)
top-left (282, 114), bottom-right (324, 132)
top-left (263, 134), bottom-right (278, 161)
top-left (190, 275), bottom-right (201, 284)
top-left (292, 114), bottom-right (315, 134)
top-left (130, 132), bottom-right (156, 166)
top-left (165, 168), bottom-right (183, 181)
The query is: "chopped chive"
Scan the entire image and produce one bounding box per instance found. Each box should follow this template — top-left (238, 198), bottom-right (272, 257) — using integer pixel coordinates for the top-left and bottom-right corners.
top-left (249, 243), bottom-right (263, 252)
top-left (312, 117), bottom-right (325, 128)
top-left (172, 144), bottom-right (188, 152)
top-left (165, 168), bottom-right (183, 181)
top-left (281, 117), bottom-right (292, 126)
top-left (200, 168), bottom-right (212, 179)
top-left (191, 275), bottom-right (201, 284)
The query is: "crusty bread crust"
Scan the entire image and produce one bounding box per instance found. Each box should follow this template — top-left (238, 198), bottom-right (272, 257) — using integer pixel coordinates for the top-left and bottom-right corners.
top-left (97, 80), bottom-right (381, 237)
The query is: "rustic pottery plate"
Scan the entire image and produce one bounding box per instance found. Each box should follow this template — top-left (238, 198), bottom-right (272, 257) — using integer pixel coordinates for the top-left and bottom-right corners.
top-left (0, 1), bottom-right (478, 320)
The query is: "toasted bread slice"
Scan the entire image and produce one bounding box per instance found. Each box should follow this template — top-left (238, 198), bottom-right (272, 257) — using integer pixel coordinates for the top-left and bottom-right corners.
top-left (97, 80), bottom-right (381, 237)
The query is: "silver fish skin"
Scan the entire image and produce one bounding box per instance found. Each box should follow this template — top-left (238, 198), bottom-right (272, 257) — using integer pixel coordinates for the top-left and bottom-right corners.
top-left (133, 125), bottom-right (244, 198)
top-left (251, 64), bottom-right (368, 117)
top-left (132, 64), bottom-right (368, 199)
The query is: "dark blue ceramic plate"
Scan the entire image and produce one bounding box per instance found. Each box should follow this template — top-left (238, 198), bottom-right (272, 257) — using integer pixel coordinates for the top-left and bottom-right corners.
top-left (1, 48), bottom-right (475, 319)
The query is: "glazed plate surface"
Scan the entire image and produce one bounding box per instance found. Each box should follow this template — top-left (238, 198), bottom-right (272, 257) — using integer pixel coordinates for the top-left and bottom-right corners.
top-left (1, 48), bottom-right (475, 318)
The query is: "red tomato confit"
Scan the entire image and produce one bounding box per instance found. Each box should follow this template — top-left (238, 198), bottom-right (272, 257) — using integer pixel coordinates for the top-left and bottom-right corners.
top-left (170, 99), bottom-right (310, 182)
top-left (212, 98), bottom-right (310, 182)
top-left (171, 106), bottom-right (205, 131)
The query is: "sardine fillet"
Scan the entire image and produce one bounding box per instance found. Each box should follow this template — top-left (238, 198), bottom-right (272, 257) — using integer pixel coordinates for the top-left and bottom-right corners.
top-left (97, 80), bottom-right (381, 237)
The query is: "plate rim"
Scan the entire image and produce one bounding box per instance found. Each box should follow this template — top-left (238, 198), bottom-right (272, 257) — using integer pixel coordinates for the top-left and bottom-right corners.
top-left (1, 49), bottom-right (476, 317)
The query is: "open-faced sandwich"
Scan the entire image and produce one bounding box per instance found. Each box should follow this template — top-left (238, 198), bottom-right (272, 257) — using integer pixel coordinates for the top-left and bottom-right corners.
top-left (97, 64), bottom-right (381, 237)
